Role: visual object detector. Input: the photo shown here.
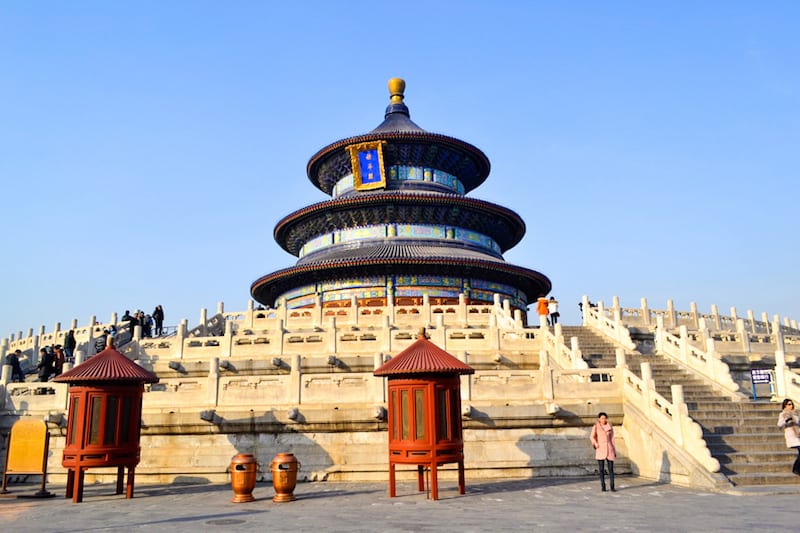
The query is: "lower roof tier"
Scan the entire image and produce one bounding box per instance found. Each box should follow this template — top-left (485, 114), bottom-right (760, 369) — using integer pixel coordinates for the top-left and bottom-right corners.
top-left (250, 257), bottom-right (551, 309)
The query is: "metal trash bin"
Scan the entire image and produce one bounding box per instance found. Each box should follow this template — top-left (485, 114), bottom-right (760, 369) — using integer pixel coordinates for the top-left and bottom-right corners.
top-left (230, 453), bottom-right (258, 503)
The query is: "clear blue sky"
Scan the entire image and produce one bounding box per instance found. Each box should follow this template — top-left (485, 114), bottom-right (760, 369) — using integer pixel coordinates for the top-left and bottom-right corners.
top-left (2, 1), bottom-right (798, 337)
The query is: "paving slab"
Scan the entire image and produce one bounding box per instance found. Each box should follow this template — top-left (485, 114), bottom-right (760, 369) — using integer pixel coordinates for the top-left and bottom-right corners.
top-left (2, 476), bottom-right (800, 532)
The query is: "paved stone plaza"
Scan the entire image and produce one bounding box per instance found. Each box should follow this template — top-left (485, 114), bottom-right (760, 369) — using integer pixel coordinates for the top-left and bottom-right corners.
top-left (2, 476), bottom-right (799, 532)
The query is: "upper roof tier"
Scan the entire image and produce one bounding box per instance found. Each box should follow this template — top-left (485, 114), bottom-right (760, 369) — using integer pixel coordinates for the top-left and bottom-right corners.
top-left (306, 78), bottom-right (491, 196)
top-left (274, 192), bottom-right (526, 257)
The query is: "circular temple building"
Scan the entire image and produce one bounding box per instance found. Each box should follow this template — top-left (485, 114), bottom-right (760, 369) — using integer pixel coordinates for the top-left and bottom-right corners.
top-left (251, 78), bottom-right (550, 319)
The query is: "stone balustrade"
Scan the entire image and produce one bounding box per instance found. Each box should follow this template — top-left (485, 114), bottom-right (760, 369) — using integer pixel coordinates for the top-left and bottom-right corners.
top-left (653, 316), bottom-right (741, 397)
top-left (581, 296), bottom-right (636, 350)
top-left (596, 296), bottom-right (798, 335)
top-left (621, 360), bottom-right (720, 474)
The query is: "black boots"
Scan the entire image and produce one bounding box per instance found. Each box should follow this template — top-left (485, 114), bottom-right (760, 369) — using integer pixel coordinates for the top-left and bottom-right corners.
top-left (599, 460), bottom-right (616, 492)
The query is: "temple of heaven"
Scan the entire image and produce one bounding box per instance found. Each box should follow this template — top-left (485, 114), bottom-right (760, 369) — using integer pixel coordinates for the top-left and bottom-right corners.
top-left (250, 78), bottom-right (551, 319)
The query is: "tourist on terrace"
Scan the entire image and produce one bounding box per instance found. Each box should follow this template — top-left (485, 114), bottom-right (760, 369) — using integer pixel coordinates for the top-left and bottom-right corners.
top-left (153, 305), bottom-right (164, 336)
top-left (591, 412), bottom-right (617, 492)
top-left (94, 329), bottom-right (109, 354)
top-left (777, 399), bottom-right (800, 475)
top-left (52, 345), bottom-right (65, 377)
top-left (64, 329), bottom-right (76, 363)
top-left (536, 297), bottom-right (549, 327)
top-left (548, 297), bottom-right (559, 326)
top-left (37, 347), bottom-right (54, 381)
top-left (5, 349), bottom-right (25, 382)
top-left (122, 310), bottom-right (136, 337)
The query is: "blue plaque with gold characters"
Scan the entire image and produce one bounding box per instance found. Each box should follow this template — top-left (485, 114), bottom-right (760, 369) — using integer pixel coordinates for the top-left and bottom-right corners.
top-left (346, 140), bottom-right (387, 191)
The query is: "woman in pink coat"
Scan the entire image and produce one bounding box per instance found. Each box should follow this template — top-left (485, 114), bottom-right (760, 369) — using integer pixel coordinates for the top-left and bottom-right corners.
top-left (590, 412), bottom-right (617, 491)
top-left (777, 398), bottom-right (800, 474)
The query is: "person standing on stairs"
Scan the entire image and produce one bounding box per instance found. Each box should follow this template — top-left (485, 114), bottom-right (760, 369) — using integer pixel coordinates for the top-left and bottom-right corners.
top-left (777, 398), bottom-right (800, 475)
top-left (548, 296), bottom-right (559, 326)
top-left (591, 412), bottom-right (617, 491)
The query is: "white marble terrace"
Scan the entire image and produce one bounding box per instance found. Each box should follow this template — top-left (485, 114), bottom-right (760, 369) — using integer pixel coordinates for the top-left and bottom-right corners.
top-left (0, 294), bottom-right (797, 488)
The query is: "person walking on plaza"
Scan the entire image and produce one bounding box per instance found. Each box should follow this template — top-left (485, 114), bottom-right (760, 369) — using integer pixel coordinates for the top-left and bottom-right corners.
top-left (548, 296), bottom-right (559, 326)
top-left (591, 412), bottom-right (617, 491)
top-left (153, 305), bottom-right (164, 337)
top-left (536, 297), bottom-right (549, 327)
top-left (5, 349), bottom-right (25, 382)
top-left (777, 398), bottom-right (800, 475)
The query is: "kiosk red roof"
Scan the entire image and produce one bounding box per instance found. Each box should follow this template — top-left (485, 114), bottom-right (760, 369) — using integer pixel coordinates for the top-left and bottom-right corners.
top-left (374, 330), bottom-right (474, 376)
top-left (54, 345), bottom-right (159, 384)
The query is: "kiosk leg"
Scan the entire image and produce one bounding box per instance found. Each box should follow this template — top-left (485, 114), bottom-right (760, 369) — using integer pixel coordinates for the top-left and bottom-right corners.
top-left (126, 467), bottom-right (135, 499)
top-left (430, 463), bottom-right (439, 501)
top-left (458, 460), bottom-right (465, 495)
top-left (65, 469), bottom-right (74, 499)
top-left (388, 463), bottom-right (396, 498)
top-left (417, 465), bottom-right (425, 492)
top-left (73, 469), bottom-right (85, 503)
top-left (116, 466), bottom-right (124, 495)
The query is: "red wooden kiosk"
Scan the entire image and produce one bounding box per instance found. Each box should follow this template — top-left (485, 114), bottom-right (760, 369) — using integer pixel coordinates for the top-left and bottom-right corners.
top-left (54, 339), bottom-right (158, 503)
top-left (373, 328), bottom-right (474, 500)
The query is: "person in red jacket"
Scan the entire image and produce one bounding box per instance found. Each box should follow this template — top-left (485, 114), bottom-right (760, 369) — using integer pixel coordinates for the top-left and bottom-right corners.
top-left (590, 412), bottom-right (617, 492)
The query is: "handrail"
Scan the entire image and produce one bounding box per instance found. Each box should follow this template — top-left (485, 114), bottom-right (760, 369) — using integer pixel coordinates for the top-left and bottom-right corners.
top-left (654, 316), bottom-right (740, 397)
top-left (581, 296), bottom-right (636, 350)
top-left (621, 363), bottom-right (720, 473)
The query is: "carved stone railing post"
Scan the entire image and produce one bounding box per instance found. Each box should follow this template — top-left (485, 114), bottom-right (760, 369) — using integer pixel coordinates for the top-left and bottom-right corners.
top-left (671, 384), bottom-right (686, 446)
top-left (774, 348), bottom-right (788, 399)
top-left (246, 299), bottom-right (255, 329)
top-left (746, 310), bottom-right (756, 333)
top-left (641, 362), bottom-right (653, 410)
top-left (582, 295), bottom-right (591, 326)
top-left (679, 325), bottom-right (690, 365)
top-left (667, 299), bottom-right (677, 329)
top-left (314, 294), bottom-right (322, 329)
top-left (641, 297), bottom-right (650, 327)
top-left (458, 293), bottom-right (468, 327)
top-left (329, 317), bottom-right (338, 353)
top-left (374, 352), bottom-right (386, 402)
top-left (199, 308), bottom-right (208, 337)
top-left (699, 316), bottom-right (710, 339)
top-left (711, 304), bottom-right (721, 330)
top-left (289, 354), bottom-right (302, 404)
top-left (458, 351), bottom-right (471, 401)
top-left (690, 302), bottom-right (699, 329)
top-left (736, 319), bottom-right (750, 352)
top-left (540, 349), bottom-right (554, 401)
top-left (177, 320), bottom-right (188, 360)
top-left (277, 319), bottom-right (286, 355)
top-left (615, 348), bottom-right (627, 369)
top-left (773, 318), bottom-right (786, 354)
top-left (209, 357), bottom-right (220, 406)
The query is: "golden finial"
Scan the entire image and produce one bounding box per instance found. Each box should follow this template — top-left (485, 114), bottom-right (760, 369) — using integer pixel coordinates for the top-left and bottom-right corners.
top-left (417, 327), bottom-right (428, 339)
top-left (388, 78), bottom-right (406, 104)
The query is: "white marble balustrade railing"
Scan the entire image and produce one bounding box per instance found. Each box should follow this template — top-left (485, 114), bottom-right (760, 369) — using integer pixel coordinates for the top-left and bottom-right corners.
top-left (537, 323), bottom-right (589, 371)
top-left (581, 296), bottom-right (636, 350)
top-left (595, 296), bottom-right (799, 335)
top-left (621, 361), bottom-right (720, 473)
top-left (771, 349), bottom-right (800, 401)
top-left (654, 316), bottom-right (741, 397)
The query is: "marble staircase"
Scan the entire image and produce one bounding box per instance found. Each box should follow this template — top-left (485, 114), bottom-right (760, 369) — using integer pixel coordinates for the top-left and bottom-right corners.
top-left (562, 324), bottom-right (797, 487)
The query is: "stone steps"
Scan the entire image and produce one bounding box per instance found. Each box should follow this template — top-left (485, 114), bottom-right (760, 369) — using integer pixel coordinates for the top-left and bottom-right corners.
top-left (704, 435), bottom-right (788, 450)
top-left (724, 472), bottom-right (800, 486)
